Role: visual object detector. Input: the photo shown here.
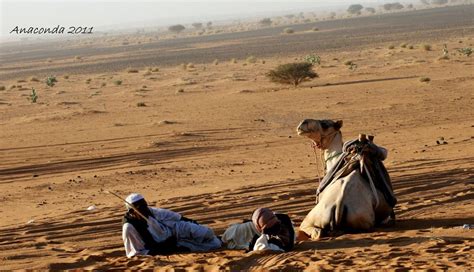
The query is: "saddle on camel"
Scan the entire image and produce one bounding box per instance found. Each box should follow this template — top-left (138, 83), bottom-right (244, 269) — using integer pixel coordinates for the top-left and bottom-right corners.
top-left (296, 119), bottom-right (397, 240)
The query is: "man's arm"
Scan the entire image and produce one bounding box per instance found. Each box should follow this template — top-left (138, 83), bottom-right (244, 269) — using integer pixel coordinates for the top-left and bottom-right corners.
top-left (122, 223), bottom-right (149, 257)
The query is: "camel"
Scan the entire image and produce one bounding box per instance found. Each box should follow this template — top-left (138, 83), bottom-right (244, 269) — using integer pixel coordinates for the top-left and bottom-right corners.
top-left (296, 119), bottom-right (396, 240)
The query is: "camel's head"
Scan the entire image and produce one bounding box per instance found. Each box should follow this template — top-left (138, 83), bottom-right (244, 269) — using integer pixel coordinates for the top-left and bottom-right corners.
top-left (296, 119), bottom-right (343, 149)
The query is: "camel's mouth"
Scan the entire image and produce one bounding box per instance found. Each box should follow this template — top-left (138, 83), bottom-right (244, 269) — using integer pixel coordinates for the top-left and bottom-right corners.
top-left (296, 128), bottom-right (309, 136)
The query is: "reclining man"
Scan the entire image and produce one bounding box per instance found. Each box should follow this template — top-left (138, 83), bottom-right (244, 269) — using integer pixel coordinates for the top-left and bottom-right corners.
top-left (221, 207), bottom-right (294, 252)
top-left (122, 193), bottom-right (222, 257)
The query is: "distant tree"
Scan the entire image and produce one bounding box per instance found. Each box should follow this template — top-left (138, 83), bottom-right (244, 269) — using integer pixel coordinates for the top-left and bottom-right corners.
top-left (420, 0), bottom-right (430, 4)
top-left (365, 7), bottom-right (376, 13)
top-left (267, 62), bottom-right (318, 87)
top-left (383, 2), bottom-right (404, 10)
top-left (329, 12), bottom-right (337, 19)
top-left (259, 18), bottom-right (273, 26)
top-left (431, 0), bottom-right (448, 4)
top-left (407, 3), bottom-right (414, 8)
top-left (192, 23), bottom-right (203, 29)
top-left (347, 4), bottom-right (364, 15)
top-left (168, 24), bottom-right (185, 33)
top-left (206, 21), bottom-right (213, 28)
top-left (285, 14), bottom-right (295, 19)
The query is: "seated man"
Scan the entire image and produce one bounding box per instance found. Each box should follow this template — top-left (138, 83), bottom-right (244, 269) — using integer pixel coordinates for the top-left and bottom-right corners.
top-left (122, 193), bottom-right (221, 257)
top-left (221, 207), bottom-right (294, 252)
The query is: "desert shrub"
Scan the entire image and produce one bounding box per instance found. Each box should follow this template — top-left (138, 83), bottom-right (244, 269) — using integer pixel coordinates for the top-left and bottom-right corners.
top-left (312, 27), bottom-right (319, 31)
top-left (137, 102), bottom-right (146, 107)
top-left (63, 75), bottom-right (70, 79)
top-left (114, 80), bottom-right (122, 86)
top-left (422, 44), bottom-right (432, 51)
top-left (75, 56), bottom-right (82, 60)
top-left (344, 60), bottom-right (357, 70)
top-left (400, 43), bottom-right (407, 48)
top-left (176, 88), bottom-right (184, 93)
top-left (151, 67), bottom-right (160, 72)
top-left (419, 77), bottom-right (431, 82)
top-left (246, 56), bottom-right (257, 64)
top-left (213, 59), bottom-right (219, 65)
top-left (457, 47), bottom-right (473, 57)
top-left (187, 63), bottom-right (195, 69)
top-left (29, 88), bottom-right (38, 103)
top-left (29, 77), bottom-right (40, 82)
top-left (85, 78), bottom-right (92, 84)
top-left (259, 18), bottom-right (273, 26)
top-left (388, 45), bottom-right (395, 49)
top-left (408, 45), bottom-right (414, 49)
top-left (0, 86), bottom-right (5, 91)
top-left (266, 62), bottom-right (318, 87)
top-left (283, 28), bottom-right (295, 34)
top-left (143, 71), bottom-right (152, 76)
top-left (347, 4), bottom-right (364, 15)
top-left (101, 83), bottom-right (107, 87)
top-left (168, 24), bottom-right (185, 33)
top-left (304, 54), bottom-right (321, 65)
top-left (46, 76), bottom-right (57, 87)
top-left (127, 68), bottom-right (139, 73)
top-left (231, 58), bottom-right (237, 64)
top-left (365, 7), bottom-right (376, 13)
top-left (192, 22), bottom-right (203, 29)
top-left (383, 3), bottom-right (404, 10)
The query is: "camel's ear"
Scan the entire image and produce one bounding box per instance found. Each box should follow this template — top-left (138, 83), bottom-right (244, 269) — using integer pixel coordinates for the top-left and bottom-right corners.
top-left (334, 120), bottom-right (343, 130)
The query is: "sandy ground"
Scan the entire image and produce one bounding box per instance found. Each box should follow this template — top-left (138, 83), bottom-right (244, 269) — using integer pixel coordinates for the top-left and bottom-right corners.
top-left (0, 6), bottom-right (473, 270)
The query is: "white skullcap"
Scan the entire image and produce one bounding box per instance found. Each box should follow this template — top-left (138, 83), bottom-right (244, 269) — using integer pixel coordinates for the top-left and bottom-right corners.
top-left (125, 193), bottom-right (145, 210)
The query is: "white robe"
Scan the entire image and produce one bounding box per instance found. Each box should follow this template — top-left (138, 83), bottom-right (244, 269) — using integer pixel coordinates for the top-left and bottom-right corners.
top-left (122, 207), bottom-right (221, 257)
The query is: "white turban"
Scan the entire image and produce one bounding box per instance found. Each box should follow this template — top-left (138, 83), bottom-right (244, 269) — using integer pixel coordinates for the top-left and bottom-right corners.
top-left (125, 193), bottom-right (144, 210)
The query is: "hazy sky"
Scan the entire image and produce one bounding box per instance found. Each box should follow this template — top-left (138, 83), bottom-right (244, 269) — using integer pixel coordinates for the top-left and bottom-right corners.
top-left (1, 0), bottom-right (383, 38)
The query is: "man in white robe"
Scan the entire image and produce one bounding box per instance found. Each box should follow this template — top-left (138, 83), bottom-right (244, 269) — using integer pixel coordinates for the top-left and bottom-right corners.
top-left (122, 193), bottom-right (221, 257)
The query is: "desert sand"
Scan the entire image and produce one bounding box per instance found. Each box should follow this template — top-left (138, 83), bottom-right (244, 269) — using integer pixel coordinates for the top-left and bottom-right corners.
top-left (0, 5), bottom-right (473, 270)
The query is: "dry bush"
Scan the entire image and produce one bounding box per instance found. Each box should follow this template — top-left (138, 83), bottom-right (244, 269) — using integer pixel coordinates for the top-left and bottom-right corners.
top-left (419, 77), bottom-right (431, 82)
top-left (213, 59), bottom-right (219, 65)
top-left (400, 43), bottom-right (407, 48)
top-left (187, 63), bottom-right (195, 69)
top-left (422, 44), bottom-right (432, 51)
top-left (29, 77), bottom-right (40, 82)
top-left (408, 45), bottom-right (414, 49)
top-left (383, 2), bottom-right (404, 10)
top-left (136, 102), bottom-right (146, 107)
top-left (0, 86), bottom-right (5, 91)
top-left (246, 56), bottom-right (257, 64)
top-left (127, 68), bottom-right (139, 73)
top-left (312, 27), bottom-right (319, 31)
top-left (388, 45), bottom-right (395, 49)
top-left (168, 24), bottom-right (185, 34)
top-left (347, 4), bottom-right (363, 15)
top-left (259, 18), bottom-right (272, 27)
top-left (267, 62), bottom-right (318, 87)
top-left (231, 58), bottom-right (238, 64)
top-left (283, 28), bottom-right (295, 34)
top-left (114, 80), bottom-right (122, 86)
top-left (63, 75), bottom-right (70, 79)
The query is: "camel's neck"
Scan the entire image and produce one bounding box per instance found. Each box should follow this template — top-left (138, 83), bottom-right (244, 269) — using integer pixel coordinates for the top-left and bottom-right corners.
top-left (324, 132), bottom-right (343, 172)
